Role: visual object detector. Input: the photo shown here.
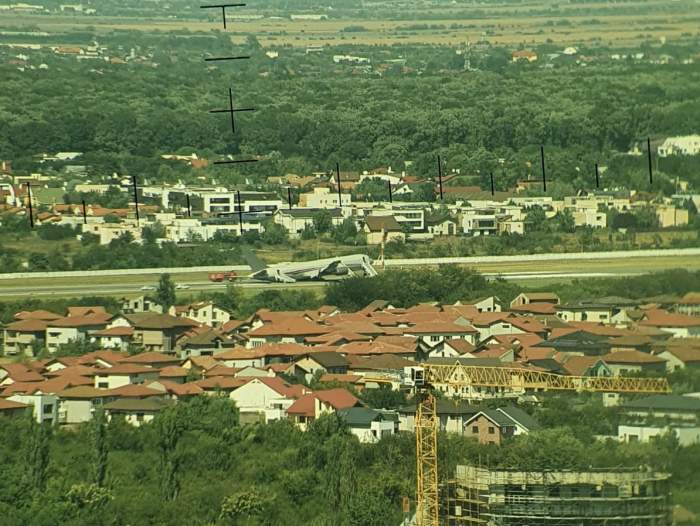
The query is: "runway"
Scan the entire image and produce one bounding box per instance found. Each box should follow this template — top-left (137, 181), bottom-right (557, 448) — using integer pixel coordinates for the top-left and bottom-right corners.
top-left (0, 247), bottom-right (697, 298)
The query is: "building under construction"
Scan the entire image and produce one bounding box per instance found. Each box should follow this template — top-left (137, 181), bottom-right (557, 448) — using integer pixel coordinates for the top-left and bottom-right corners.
top-left (441, 465), bottom-right (671, 526)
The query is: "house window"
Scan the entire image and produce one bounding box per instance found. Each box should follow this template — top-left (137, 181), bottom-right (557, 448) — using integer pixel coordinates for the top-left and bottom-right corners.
top-left (430, 335), bottom-right (441, 342)
top-left (43, 404), bottom-right (53, 414)
top-left (488, 426), bottom-right (495, 434)
top-left (472, 426), bottom-right (479, 434)
top-left (136, 413), bottom-right (144, 422)
top-left (98, 382), bottom-right (109, 389)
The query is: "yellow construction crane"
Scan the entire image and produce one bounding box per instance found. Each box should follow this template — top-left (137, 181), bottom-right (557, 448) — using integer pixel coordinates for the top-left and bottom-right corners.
top-left (412, 363), bottom-right (672, 526)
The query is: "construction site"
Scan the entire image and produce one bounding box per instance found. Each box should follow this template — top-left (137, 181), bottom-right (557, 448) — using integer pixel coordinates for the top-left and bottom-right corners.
top-left (441, 465), bottom-right (672, 526)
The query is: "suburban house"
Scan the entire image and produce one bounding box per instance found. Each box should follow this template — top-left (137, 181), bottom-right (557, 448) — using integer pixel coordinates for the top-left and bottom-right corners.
top-left (2, 319), bottom-right (48, 355)
top-left (676, 293), bottom-right (700, 316)
top-left (119, 313), bottom-right (199, 353)
top-left (363, 215), bottom-right (405, 245)
top-left (171, 301), bottom-right (231, 327)
top-left (618, 394), bottom-right (700, 446)
top-left (230, 377), bottom-right (309, 422)
top-left (93, 364), bottom-right (160, 389)
top-left (45, 312), bottom-right (112, 353)
top-left (336, 407), bottom-right (397, 443)
top-left (273, 208), bottom-right (343, 238)
top-left (178, 329), bottom-right (238, 358)
top-left (91, 326), bottom-right (134, 350)
top-left (120, 295), bottom-right (164, 314)
top-left (405, 321), bottom-right (479, 350)
top-left (426, 217), bottom-right (457, 236)
top-left (292, 352), bottom-right (349, 382)
top-left (556, 302), bottom-right (615, 323)
top-left (103, 397), bottom-right (174, 427)
top-left (510, 293), bottom-right (560, 308)
top-left (463, 406), bottom-right (540, 445)
top-left (655, 347), bottom-right (700, 372)
top-left (56, 386), bottom-right (112, 424)
top-left (286, 388), bottom-right (361, 430)
top-left (600, 350), bottom-right (667, 376)
top-left (639, 310), bottom-right (700, 338)
top-left (245, 319), bottom-right (331, 347)
top-left (0, 398), bottom-right (30, 417)
top-left (398, 399), bottom-right (479, 434)
top-left (7, 392), bottom-right (59, 424)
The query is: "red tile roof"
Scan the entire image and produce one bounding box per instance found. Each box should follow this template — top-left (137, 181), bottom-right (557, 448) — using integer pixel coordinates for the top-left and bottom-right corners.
top-left (640, 309), bottom-right (700, 328)
top-left (247, 319), bottom-right (331, 337)
top-left (92, 326), bottom-right (134, 337)
top-left (286, 388), bottom-right (359, 417)
top-left (108, 384), bottom-right (165, 398)
top-left (4, 319), bottom-right (48, 332)
top-left (601, 350), bottom-right (666, 364)
top-left (407, 322), bottom-right (478, 334)
top-left (14, 310), bottom-right (62, 321)
top-left (319, 373), bottom-right (363, 384)
top-left (510, 303), bottom-right (557, 315)
top-left (158, 366), bottom-right (188, 378)
top-left (195, 377), bottom-right (247, 391)
top-left (0, 398), bottom-right (29, 411)
top-left (94, 364), bottom-right (156, 375)
top-left (1, 363), bottom-right (45, 382)
top-left (122, 352), bottom-right (181, 365)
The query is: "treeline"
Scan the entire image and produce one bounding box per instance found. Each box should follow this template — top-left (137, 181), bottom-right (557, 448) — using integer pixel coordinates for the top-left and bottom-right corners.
top-left (2, 400), bottom-right (699, 525)
top-left (3, 38), bottom-right (700, 192)
top-left (324, 267), bottom-right (700, 311)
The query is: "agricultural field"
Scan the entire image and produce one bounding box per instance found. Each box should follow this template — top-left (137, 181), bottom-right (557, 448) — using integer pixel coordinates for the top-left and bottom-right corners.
top-left (2, 0), bottom-right (699, 48)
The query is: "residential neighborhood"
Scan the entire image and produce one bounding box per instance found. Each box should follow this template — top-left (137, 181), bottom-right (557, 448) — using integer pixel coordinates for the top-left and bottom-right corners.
top-left (2, 289), bottom-right (700, 446)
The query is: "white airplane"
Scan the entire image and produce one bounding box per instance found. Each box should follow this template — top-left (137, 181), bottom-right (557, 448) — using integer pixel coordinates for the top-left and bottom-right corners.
top-left (248, 254), bottom-right (377, 283)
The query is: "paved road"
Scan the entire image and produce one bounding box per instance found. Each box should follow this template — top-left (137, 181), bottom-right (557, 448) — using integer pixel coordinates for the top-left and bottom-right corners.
top-left (0, 271), bottom-right (643, 298)
top-left (0, 279), bottom-right (334, 298)
top-left (0, 247), bottom-right (696, 298)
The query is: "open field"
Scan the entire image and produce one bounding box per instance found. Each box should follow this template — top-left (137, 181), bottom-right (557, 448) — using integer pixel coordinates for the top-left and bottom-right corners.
top-left (2, 0), bottom-right (699, 48)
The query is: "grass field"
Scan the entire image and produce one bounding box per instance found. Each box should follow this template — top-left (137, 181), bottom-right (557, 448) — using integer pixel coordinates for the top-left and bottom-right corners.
top-left (1, 0), bottom-right (698, 48)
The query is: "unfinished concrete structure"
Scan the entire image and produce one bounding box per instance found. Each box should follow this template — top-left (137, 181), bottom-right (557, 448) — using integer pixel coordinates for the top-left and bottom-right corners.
top-left (442, 465), bottom-right (671, 526)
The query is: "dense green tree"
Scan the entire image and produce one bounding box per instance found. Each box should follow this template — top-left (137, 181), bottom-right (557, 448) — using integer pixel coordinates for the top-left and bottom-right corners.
top-left (156, 273), bottom-right (177, 311)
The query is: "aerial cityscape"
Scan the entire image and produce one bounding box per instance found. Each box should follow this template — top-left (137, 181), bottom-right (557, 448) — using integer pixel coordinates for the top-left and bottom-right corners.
top-left (1, 0), bottom-right (699, 525)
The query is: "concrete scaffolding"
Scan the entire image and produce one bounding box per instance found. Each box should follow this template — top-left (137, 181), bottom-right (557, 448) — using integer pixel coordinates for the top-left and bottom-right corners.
top-left (441, 465), bottom-right (672, 526)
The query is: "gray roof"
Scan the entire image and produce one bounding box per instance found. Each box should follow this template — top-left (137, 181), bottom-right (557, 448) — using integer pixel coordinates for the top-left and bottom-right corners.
top-left (399, 399), bottom-right (481, 416)
top-left (622, 395), bottom-right (700, 412)
top-left (104, 397), bottom-right (174, 413)
top-left (337, 407), bottom-right (383, 426)
top-left (497, 405), bottom-right (541, 431)
top-left (307, 351), bottom-right (348, 369)
top-left (426, 357), bottom-right (503, 367)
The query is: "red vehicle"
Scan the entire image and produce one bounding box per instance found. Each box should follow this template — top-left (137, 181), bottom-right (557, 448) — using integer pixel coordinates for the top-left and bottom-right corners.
top-left (208, 271), bottom-right (237, 282)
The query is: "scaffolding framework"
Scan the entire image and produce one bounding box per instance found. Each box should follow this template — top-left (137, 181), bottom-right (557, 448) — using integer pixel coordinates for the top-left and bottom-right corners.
top-left (443, 466), bottom-right (672, 526)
